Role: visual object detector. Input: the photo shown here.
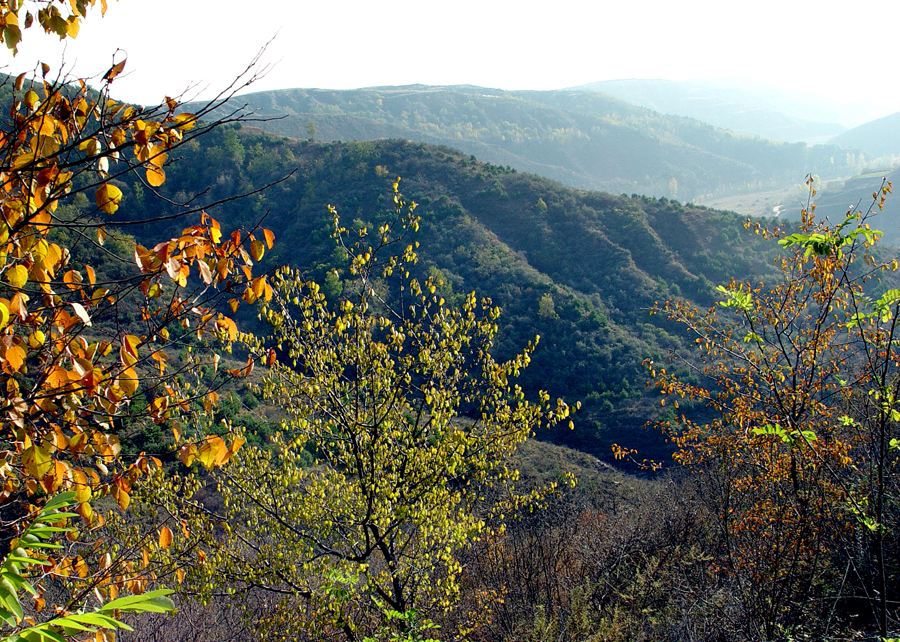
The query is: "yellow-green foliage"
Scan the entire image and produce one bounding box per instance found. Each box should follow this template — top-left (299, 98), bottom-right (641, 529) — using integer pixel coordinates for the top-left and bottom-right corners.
top-left (200, 184), bottom-right (574, 640)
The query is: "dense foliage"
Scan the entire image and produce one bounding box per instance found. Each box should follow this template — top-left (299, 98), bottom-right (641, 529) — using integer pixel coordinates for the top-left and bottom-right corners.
top-left (0, 3), bottom-right (265, 640)
top-left (153, 192), bottom-right (577, 640)
top-left (646, 182), bottom-right (900, 638)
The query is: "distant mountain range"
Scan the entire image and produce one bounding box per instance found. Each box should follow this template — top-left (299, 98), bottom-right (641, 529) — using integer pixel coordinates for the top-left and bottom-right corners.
top-left (193, 85), bottom-right (862, 201)
top-left (582, 79), bottom-right (900, 162)
top-left (577, 79), bottom-right (847, 143)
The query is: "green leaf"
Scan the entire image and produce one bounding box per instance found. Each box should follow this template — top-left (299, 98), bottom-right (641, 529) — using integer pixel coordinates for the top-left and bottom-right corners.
top-left (64, 612), bottom-right (129, 629)
top-left (0, 585), bottom-right (24, 621)
top-left (42, 492), bottom-right (77, 511)
top-left (100, 588), bottom-right (176, 614)
top-left (33, 511), bottom-right (79, 524)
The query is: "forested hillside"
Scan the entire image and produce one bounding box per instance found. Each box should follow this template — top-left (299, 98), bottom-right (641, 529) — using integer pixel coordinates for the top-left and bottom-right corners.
top-left (194, 85), bottom-right (862, 200)
top-left (117, 125), bottom-right (777, 458)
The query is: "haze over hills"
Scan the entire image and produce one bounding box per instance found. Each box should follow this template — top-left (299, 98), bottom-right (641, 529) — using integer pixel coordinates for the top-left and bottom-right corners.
top-left (831, 111), bottom-right (900, 158)
top-left (194, 84), bottom-right (863, 201)
top-left (578, 79), bottom-right (848, 143)
top-left (120, 127), bottom-right (777, 460)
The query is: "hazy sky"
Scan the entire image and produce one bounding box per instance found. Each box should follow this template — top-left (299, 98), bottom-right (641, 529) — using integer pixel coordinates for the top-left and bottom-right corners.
top-left (6, 0), bottom-right (900, 126)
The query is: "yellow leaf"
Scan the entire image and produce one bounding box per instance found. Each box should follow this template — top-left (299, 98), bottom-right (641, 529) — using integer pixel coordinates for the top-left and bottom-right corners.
top-left (45, 366), bottom-right (69, 389)
top-left (28, 330), bottom-right (45, 348)
top-left (250, 239), bottom-right (265, 262)
top-left (72, 469), bottom-right (91, 503)
top-left (6, 265), bottom-right (27, 289)
top-left (203, 391), bottom-right (219, 412)
top-left (74, 556), bottom-right (89, 578)
top-left (0, 301), bottom-right (9, 329)
top-left (173, 113), bottom-right (197, 131)
top-left (146, 164), bottom-right (165, 187)
top-left (197, 435), bottom-right (228, 469)
top-left (66, 17), bottom-right (80, 38)
top-left (118, 367), bottom-right (138, 396)
top-left (24, 90), bottom-right (39, 111)
top-left (23, 444), bottom-right (52, 478)
top-left (95, 183), bottom-right (123, 215)
top-left (158, 526), bottom-right (173, 549)
top-left (122, 334), bottom-right (141, 358)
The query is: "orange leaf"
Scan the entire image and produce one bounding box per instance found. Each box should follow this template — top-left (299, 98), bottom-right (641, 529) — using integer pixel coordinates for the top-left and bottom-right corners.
top-left (103, 58), bottom-right (126, 83)
top-left (5, 344), bottom-right (26, 372)
top-left (228, 435), bottom-right (246, 458)
top-left (118, 367), bottom-right (139, 396)
top-left (158, 526), bottom-right (173, 549)
top-left (178, 444), bottom-right (197, 467)
top-left (112, 478), bottom-right (130, 510)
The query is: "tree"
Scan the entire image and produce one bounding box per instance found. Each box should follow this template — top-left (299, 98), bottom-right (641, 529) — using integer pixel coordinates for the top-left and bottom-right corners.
top-left (537, 292), bottom-right (557, 320)
top-left (0, 2), bottom-right (271, 639)
top-left (645, 178), bottom-right (899, 638)
top-left (178, 183), bottom-right (575, 641)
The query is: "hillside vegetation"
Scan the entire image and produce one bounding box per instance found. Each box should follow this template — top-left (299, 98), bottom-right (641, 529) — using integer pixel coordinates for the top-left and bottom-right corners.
top-left (118, 126), bottom-right (777, 459)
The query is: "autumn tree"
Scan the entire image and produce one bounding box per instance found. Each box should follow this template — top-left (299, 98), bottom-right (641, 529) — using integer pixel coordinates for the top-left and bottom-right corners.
top-left (0, 1), bottom-right (274, 639)
top-left (171, 183), bottom-right (575, 641)
top-left (646, 178), bottom-right (899, 639)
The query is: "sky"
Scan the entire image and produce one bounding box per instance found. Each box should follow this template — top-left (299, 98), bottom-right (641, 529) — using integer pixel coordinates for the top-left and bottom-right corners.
top-left (6, 0), bottom-right (900, 127)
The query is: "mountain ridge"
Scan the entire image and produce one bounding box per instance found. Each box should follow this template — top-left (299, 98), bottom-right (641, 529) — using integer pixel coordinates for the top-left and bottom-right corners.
top-left (193, 84), bottom-right (862, 201)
